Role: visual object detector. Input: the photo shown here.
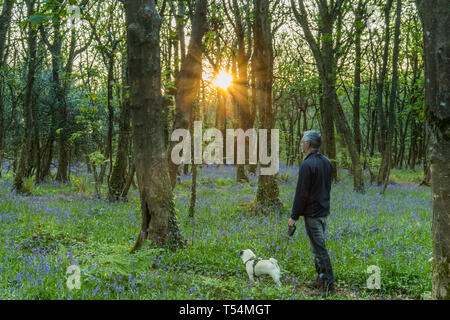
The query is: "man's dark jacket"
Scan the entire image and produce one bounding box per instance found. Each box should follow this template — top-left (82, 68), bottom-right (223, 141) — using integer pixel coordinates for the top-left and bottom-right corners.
top-left (291, 150), bottom-right (332, 219)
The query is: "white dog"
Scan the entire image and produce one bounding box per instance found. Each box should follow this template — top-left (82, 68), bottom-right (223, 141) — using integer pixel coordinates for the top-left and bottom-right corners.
top-left (239, 249), bottom-right (281, 286)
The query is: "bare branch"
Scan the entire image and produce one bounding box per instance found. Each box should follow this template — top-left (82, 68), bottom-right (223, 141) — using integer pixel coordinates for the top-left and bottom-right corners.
top-left (222, 0), bottom-right (237, 32)
top-left (290, 0), bottom-right (322, 65)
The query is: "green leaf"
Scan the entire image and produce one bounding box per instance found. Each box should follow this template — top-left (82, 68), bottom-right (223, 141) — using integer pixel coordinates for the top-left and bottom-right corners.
top-left (29, 15), bottom-right (45, 25)
top-left (70, 132), bottom-right (83, 141)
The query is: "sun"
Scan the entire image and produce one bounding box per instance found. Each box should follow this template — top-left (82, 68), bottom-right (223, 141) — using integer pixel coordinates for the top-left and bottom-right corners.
top-left (213, 71), bottom-right (232, 89)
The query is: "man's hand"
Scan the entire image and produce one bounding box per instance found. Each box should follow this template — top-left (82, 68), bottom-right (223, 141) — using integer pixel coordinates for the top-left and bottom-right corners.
top-left (288, 218), bottom-right (296, 227)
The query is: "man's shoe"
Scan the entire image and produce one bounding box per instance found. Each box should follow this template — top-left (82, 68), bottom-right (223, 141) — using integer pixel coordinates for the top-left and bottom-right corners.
top-left (311, 282), bottom-right (335, 298)
top-left (305, 275), bottom-right (321, 289)
top-left (323, 283), bottom-right (335, 297)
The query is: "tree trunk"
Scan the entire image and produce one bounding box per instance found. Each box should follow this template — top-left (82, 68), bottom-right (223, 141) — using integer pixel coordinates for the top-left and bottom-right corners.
top-left (48, 0), bottom-right (89, 183)
top-left (398, 113), bottom-right (411, 167)
top-left (376, 0), bottom-right (394, 185)
top-left (217, 89), bottom-right (226, 165)
top-left (167, 0), bottom-right (208, 188)
top-left (295, 108), bottom-right (301, 163)
top-left (291, 0), bottom-right (363, 192)
top-left (54, 43), bottom-right (69, 183)
top-left (364, 68), bottom-right (373, 169)
top-left (189, 105), bottom-right (199, 217)
top-left (409, 120), bottom-right (418, 169)
top-left (106, 53), bottom-right (115, 183)
top-left (415, 0), bottom-right (450, 300)
top-left (121, 162), bottom-right (135, 199)
top-left (226, 0), bottom-right (252, 182)
top-left (43, 3), bottom-right (70, 183)
top-left (109, 59), bottom-right (131, 201)
top-left (31, 80), bottom-right (41, 182)
top-left (247, 53), bottom-right (258, 176)
top-left (353, 1), bottom-right (364, 156)
top-left (40, 131), bottom-right (55, 181)
top-left (320, 82), bottom-right (338, 181)
top-left (0, 0), bottom-right (14, 178)
top-left (254, 0), bottom-right (280, 209)
top-left (124, 0), bottom-right (182, 250)
top-left (332, 91), bottom-right (365, 192)
top-left (168, 1), bottom-right (180, 76)
top-left (162, 27), bottom-right (174, 149)
top-left (177, 0), bottom-right (186, 62)
top-left (381, 0), bottom-right (402, 193)
top-left (14, 0), bottom-right (37, 192)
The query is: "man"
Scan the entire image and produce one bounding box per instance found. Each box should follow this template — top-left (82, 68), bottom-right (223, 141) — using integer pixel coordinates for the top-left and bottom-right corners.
top-left (288, 130), bottom-right (335, 297)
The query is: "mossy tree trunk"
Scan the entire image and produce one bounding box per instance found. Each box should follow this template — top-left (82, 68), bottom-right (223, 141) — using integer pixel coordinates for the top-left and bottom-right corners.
top-left (415, 0), bottom-right (450, 300)
top-left (14, 0), bottom-right (37, 193)
top-left (124, 0), bottom-right (182, 251)
top-left (0, 0), bottom-right (14, 178)
top-left (254, 0), bottom-right (280, 210)
top-left (109, 60), bottom-right (131, 201)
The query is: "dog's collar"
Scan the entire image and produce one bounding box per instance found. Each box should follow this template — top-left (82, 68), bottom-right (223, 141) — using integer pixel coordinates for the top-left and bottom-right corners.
top-left (244, 257), bottom-right (259, 265)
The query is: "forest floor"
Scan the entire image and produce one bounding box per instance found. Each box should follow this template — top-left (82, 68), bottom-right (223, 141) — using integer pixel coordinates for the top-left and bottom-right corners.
top-left (0, 164), bottom-right (432, 300)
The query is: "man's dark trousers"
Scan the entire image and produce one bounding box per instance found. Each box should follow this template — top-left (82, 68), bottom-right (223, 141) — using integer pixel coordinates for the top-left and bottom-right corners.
top-left (304, 215), bottom-right (334, 287)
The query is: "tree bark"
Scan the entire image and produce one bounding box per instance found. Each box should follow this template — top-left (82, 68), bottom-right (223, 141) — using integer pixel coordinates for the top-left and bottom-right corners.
top-left (106, 54), bottom-right (115, 182)
top-left (46, 0), bottom-right (90, 182)
top-left (381, 0), bottom-right (402, 193)
top-left (0, 0), bottom-right (14, 178)
top-left (291, 0), bottom-right (364, 192)
top-left (38, 0), bottom-right (71, 183)
top-left (124, 0), bottom-right (182, 251)
top-left (353, 0), bottom-right (364, 156)
top-left (121, 162), bottom-right (135, 199)
top-left (247, 52), bottom-right (258, 175)
top-left (375, 0), bottom-right (393, 185)
top-left (52, 18), bottom-right (69, 183)
top-left (189, 105), bottom-right (199, 217)
top-left (254, 0), bottom-right (281, 209)
top-left (415, 0), bottom-right (450, 300)
top-left (167, 0), bottom-right (208, 189)
top-left (177, 0), bottom-right (186, 62)
top-left (225, 0), bottom-right (252, 182)
top-left (14, 0), bottom-right (37, 192)
top-left (409, 120), bottom-right (418, 169)
top-left (109, 59), bottom-right (131, 201)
